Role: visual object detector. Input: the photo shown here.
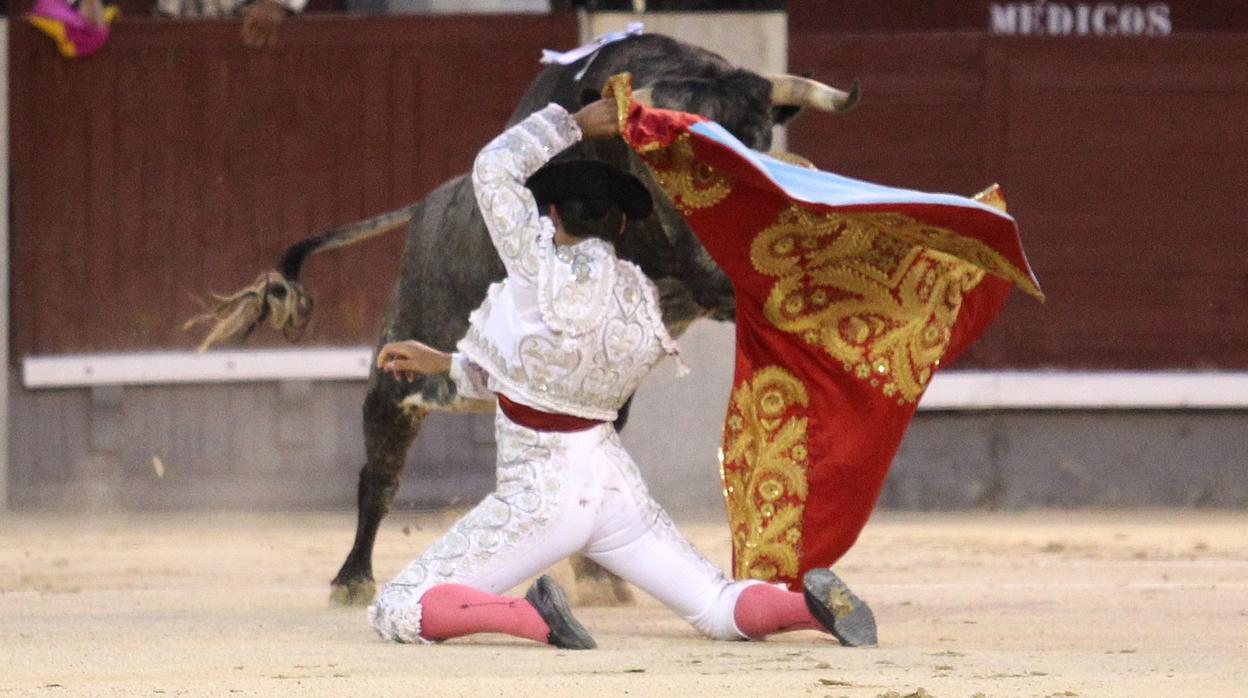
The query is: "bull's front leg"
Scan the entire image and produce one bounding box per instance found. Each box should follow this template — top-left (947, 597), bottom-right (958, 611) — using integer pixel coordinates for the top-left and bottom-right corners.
top-left (330, 382), bottom-right (426, 607)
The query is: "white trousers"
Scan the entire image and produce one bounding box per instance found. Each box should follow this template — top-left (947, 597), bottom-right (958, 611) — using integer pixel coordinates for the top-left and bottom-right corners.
top-left (369, 411), bottom-right (758, 643)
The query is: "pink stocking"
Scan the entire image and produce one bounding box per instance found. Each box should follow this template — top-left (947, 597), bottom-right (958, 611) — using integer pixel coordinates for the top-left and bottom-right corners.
top-left (419, 584), bottom-right (551, 644)
top-left (733, 583), bottom-right (824, 639)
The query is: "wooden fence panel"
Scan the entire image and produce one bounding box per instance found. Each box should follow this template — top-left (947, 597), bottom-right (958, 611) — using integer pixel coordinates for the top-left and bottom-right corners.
top-left (12, 19), bottom-right (1248, 369)
top-left (788, 32), bottom-right (1248, 369)
top-left (10, 14), bottom-right (578, 358)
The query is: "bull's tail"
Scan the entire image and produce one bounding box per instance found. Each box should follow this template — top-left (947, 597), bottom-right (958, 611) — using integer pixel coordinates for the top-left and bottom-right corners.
top-left (184, 204), bottom-right (419, 352)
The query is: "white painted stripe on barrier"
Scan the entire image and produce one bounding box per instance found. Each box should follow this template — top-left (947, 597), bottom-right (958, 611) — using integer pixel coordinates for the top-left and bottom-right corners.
top-left (22, 349), bottom-right (374, 387)
top-left (920, 371), bottom-right (1248, 410)
top-left (21, 350), bottom-right (1248, 409)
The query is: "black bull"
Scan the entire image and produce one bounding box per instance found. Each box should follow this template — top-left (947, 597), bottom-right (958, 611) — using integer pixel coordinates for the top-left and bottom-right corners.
top-left (187, 33), bottom-right (857, 606)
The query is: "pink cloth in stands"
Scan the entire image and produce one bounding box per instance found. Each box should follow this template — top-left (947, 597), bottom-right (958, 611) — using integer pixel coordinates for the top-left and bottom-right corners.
top-left (25, 0), bottom-right (113, 57)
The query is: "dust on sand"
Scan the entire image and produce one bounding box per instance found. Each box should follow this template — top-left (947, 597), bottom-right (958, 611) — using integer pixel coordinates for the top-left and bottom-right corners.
top-left (1, 511), bottom-right (1246, 697)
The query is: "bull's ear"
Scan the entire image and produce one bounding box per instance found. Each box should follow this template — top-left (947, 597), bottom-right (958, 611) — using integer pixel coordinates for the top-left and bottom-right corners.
top-left (772, 105), bottom-right (803, 125)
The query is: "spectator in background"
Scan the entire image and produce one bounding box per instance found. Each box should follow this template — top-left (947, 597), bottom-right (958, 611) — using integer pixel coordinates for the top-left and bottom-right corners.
top-left (24, 0), bottom-right (119, 57)
top-left (156, 0), bottom-right (304, 47)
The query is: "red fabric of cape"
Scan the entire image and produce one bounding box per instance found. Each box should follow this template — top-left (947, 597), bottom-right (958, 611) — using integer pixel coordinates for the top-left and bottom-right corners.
top-left (608, 75), bottom-right (1043, 588)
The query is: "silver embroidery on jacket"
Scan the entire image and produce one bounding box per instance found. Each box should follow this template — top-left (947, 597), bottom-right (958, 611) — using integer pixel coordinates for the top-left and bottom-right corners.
top-left (456, 104), bottom-right (681, 421)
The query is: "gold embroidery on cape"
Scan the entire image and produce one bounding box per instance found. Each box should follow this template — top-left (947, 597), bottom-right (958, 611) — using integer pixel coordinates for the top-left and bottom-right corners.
top-left (603, 72), bottom-right (634, 142)
top-left (721, 366), bottom-right (810, 581)
top-left (974, 183), bottom-right (1008, 212)
top-left (752, 205), bottom-right (1002, 403)
top-left (603, 70), bottom-right (732, 209)
top-left (645, 134), bottom-right (732, 212)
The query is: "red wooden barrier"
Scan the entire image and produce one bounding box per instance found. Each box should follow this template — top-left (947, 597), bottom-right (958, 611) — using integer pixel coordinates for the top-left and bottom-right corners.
top-left (10, 14), bottom-right (578, 357)
top-left (11, 15), bottom-right (1248, 369)
top-left (787, 32), bottom-right (1248, 368)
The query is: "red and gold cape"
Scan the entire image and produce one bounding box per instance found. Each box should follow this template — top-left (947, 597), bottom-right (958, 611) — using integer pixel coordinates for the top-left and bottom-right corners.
top-left (606, 73), bottom-right (1044, 587)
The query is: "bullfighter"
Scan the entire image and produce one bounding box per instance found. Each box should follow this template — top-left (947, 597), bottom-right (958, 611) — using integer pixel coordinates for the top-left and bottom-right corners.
top-left (365, 97), bottom-right (877, 649)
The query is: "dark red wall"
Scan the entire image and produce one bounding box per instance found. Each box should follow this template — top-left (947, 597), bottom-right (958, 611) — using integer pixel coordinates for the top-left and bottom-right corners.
top-left (787, 32), bottom-right (1248, 368)
top-left (10, 14), bottom-right (579, 357)
top-left (11, 15), bottom-right (1248, 369)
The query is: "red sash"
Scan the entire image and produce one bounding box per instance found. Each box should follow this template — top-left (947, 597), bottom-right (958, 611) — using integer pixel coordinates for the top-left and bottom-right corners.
top-left (496, 393), bottom-right (606, 433)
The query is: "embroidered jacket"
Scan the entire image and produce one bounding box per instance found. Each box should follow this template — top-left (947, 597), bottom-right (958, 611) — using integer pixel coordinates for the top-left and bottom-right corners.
top-left (451, 103), bottom-right (680, 421)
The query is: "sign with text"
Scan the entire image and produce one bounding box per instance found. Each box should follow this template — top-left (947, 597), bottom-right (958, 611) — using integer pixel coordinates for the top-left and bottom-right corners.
top-left (989, 2), bottom-right (1171, 36)
top-left (788, 0), bottom-right (1246, 34)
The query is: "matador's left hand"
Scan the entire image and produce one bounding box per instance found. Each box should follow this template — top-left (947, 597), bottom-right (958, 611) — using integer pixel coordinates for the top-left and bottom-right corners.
top-left (377, 340), bottom-right (452, 382)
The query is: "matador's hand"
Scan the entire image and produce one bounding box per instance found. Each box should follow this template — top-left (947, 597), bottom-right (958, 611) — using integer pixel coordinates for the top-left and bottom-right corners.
top-left (574, 99), bottom-right (620, 140)
top-left (377, 340), bottom-right (452, 382)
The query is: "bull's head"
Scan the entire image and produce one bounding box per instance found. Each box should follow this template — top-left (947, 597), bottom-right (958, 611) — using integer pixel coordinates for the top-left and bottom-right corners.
top-left (632, 73), bottom-right (859, 152)
top-left (552, 34), bottom-right (858, 327)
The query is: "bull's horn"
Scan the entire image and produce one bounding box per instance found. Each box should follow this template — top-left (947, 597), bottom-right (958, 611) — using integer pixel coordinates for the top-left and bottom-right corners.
top-left (768, 75), bottom-right (861, 112)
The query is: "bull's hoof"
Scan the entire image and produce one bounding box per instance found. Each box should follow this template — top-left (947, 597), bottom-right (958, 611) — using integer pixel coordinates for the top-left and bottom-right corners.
top-left (575, 574), bottom-right (636, 607)
top-left (329, 578), bottom-right (376, 607)
top-left (570, 555), bottom-right (635, 607)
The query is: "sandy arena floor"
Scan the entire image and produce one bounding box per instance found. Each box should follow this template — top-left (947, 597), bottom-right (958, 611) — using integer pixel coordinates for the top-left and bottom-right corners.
top-left (1, 510), bottom-right (1246, 697)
